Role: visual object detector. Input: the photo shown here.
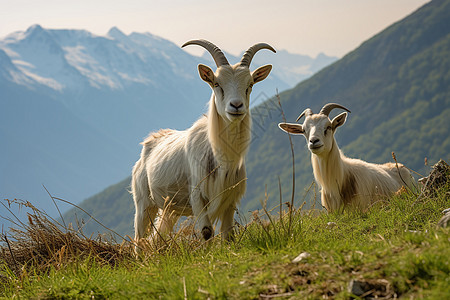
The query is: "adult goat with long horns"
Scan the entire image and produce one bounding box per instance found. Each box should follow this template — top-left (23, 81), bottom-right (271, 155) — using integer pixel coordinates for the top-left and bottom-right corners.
top-left (278, 103), bottom-right (415, 212)
top-left (132, 40), bottom-right (275, 249)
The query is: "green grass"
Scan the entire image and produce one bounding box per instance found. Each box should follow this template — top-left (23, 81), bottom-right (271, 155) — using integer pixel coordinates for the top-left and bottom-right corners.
top-left (1, 183), bottom-right (449, 299)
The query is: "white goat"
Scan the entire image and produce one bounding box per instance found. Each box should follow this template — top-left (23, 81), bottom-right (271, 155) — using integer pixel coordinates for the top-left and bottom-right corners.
top-left (278, 103), bottom-right (414, 212)
top-left (132, 40), bottom-right (274, 246)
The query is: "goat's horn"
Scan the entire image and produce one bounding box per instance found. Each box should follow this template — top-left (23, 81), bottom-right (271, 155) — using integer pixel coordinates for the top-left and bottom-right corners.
top-left (319, 103), bottom-right (351, 117)
top-left (240, 43), bottom-right (276, 67)
top-left (182, 39), bottom-right (229, 67)
top-left (296, 108), bottom-right (313, 122)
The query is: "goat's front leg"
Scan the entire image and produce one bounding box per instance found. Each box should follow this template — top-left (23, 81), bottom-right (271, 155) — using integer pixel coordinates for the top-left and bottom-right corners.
top-left (220, 205), bottom-right (236, 241)
top-left (190, 189), bottom-right (213, 240)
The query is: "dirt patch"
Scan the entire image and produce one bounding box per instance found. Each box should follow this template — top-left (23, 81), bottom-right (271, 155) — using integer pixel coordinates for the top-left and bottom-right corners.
top-left (244, 253), bottom-right (402, 299)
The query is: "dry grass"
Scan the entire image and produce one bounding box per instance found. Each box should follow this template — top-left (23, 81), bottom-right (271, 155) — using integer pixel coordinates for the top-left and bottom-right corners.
top-left (0, 199), bottom-right (134, 278)
top-left (0, 199), bottom-right (218, 280)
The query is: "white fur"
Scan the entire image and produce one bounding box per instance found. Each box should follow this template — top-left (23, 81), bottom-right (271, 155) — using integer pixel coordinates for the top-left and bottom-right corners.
top-left (279, 110), bottom-right (414, 212)
top-left (132, 59), bottom-right (272, 247)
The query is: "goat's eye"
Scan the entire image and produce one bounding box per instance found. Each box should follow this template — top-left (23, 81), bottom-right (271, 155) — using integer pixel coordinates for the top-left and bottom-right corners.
top-left (213, 83), bottom-right (223, 95)
top-left (324, 126), bottom-right (331, 135)
top-left (246, 84), bottom-right (253, 96)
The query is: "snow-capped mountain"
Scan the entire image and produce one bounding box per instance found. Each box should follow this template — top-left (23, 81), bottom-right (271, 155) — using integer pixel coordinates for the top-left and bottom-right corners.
top-left (1, 25), bottom-right (189, 91)
top-left (0, 25), bottom-right (337, 220)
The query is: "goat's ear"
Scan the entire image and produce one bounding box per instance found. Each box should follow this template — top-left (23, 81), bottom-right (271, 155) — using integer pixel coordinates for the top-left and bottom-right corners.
top-left (278, 122), bottom-right (304, 135)
top-left (198, 64), bottom-right (215, 86)
top-left (331, 112), bottom-right (347, 130)
top-left (252, 65), bottom-right (272, 84)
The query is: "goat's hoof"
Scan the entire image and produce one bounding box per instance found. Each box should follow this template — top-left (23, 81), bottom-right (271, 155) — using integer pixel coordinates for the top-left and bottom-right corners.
top-left (202, 226), bottom-right (213, 240)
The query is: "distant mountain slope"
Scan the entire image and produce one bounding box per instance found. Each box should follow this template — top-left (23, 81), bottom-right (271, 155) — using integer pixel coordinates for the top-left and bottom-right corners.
top-left (63, 177), bottom-right (134, 238)
top-left (60, 0), bottom-right (450, 238)
top-left (0, 26), bottom-right (208, 214)
top-left (252, 50), bottom-right (338, 87)
top-left (1, 26), bottom-right (333, 221)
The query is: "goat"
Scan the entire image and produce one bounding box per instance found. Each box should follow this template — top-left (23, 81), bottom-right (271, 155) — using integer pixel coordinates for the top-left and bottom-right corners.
top-left (278, 103), bottom-right (414, 212)
top-left (132, 40), bottom-right (275, 247)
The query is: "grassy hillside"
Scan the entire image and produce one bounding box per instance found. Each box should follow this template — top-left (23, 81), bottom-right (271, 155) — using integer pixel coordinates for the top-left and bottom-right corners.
top-left (62, 0), bottom-right (450, 238)
top-left (2, 178), bottom-right (449, 298)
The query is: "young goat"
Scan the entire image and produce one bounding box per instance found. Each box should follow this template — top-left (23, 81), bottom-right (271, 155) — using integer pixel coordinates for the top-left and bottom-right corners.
top-left (132, 40), bottom-right (274, 248)
top-left (278, 103), bottom-right (414, 212)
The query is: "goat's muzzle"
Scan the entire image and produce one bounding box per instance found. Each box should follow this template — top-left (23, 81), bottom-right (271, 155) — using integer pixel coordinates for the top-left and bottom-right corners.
top-left (226, 100), bottom-right (246, 119)
top-left (309, 138), bottom-right (323, 152)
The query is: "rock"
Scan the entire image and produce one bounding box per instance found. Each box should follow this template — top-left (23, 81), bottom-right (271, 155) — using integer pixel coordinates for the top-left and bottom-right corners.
top-left (419, 160), bottom-right (449, 197)
top-left (348, 279), bottom-right (392, 298)
top-left (326, 222), bottom-right (337, 229)
top-left (292, 252), bottom-right (310, 263)
top-left (348, 279), bottom-right (367, 296)
top-left (438, 209), bottom-right (450, 228)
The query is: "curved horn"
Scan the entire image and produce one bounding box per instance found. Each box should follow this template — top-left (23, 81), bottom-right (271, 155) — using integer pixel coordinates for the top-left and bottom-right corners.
top-left (296, 108), bottom-right (313, 122)
top-left (319, 103), bottom-right (351, 117)
top-left (182, 39), bottom-right (229, 67)
top-left (240, 43), bottom-right (276, 67)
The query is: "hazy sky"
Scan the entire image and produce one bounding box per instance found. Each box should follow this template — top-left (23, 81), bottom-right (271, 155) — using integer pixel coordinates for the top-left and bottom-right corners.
top-left (0, 0), bottom-right (429, 57)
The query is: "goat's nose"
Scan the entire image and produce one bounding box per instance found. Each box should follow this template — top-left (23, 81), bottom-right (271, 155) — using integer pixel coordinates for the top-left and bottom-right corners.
top-left (230, 101), bottom-right (243, 110)
top-left (309, 138), bottom-right (320, 145)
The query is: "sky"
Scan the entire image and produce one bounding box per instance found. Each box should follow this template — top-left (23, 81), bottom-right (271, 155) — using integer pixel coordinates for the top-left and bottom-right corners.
top-left (0, 0), bottom-right (429, 57)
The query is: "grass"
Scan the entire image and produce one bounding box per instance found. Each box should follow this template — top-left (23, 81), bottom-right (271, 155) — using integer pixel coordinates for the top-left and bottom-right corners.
top-left (1, 177), bottom-right (449, 299)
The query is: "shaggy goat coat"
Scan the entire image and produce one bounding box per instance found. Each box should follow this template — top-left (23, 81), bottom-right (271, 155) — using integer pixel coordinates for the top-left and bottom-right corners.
top-left (312, 138), bottom-right (413, 211)
top-left (279, 104), bottom-right (415, 212)
top-left (131, 95), bottom-right (250, 239)
top-left (132, 40), bottom-right (274, 247)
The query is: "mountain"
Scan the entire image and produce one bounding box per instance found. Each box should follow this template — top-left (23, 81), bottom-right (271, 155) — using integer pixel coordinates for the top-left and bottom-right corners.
top-left (252, 50), bottom-right (338, 87)
top-left (3, 26), bottom-right (333, 222)
top-left (58, 0), bottom-right (450, 238)
top-left (243, 0), bottom-right (450, 212)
